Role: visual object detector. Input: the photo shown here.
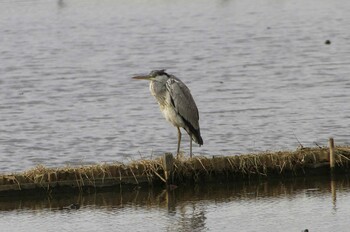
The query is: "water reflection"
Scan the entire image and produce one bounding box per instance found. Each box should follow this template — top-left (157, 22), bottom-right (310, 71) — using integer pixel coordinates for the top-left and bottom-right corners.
top-left (0, 176), bottom-right (348, 211)
top-left (1, 176), bottom-right (350, 231)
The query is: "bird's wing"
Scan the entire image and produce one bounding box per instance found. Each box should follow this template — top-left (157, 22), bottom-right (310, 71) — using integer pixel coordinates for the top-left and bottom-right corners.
top-left (166, 76), bottom-right (200, 129)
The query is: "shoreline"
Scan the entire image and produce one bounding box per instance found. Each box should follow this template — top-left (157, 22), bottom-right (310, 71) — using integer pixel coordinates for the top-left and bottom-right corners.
top-left (1, 143), bottom-right (349, 197)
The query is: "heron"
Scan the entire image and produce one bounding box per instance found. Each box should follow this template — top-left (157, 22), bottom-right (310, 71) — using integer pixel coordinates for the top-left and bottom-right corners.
top-left (132, 70), bottom-right (203, 158)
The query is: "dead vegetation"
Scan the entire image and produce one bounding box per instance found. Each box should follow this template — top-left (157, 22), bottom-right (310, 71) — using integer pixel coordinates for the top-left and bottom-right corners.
top-left (0, 146), bottom-right (350, 193)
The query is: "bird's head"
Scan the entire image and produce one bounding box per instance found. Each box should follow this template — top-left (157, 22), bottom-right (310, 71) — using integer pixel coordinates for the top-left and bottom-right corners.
top-left (132, 69), bottom-right (170, 82)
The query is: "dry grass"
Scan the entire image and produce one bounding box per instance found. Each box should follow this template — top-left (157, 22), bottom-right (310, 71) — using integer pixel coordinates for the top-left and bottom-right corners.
top-left (1, 146), bottom-right (350, 189)
top-left (0, 159), bottom-right (164, 188)
top-left (171, 146), bottom-right (350, 181)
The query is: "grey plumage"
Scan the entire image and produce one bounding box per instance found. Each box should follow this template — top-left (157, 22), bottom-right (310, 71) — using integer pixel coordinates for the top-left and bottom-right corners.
top-left (133, 70), bottom-right (203, 158)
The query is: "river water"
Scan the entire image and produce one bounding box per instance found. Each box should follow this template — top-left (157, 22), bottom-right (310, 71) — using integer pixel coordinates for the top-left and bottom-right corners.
top-left (1, 0), bottom-right (350, 230)
top-left (1, 0), bottom-right (350, 173)
top-left (0, 176), bottom-right (349, 232)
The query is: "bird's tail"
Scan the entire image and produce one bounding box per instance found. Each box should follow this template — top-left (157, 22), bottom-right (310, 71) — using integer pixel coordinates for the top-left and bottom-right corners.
top-left (182, 117), bottom-right (203, 146)
top-left (191, 128), bottom-right (203, 146)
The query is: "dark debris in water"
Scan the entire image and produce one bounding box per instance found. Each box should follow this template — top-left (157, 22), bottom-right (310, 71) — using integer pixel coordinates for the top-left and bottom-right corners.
top-left (59, 203), bottom-right (80, 210)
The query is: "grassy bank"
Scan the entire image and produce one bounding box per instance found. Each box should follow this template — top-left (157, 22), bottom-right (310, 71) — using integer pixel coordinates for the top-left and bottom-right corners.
top-left (1, 146), bottom-right (350, 196)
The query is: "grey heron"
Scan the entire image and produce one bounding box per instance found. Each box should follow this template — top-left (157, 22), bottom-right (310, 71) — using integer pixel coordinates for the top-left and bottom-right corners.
top-left (132, 70), bottom-right (203, 158)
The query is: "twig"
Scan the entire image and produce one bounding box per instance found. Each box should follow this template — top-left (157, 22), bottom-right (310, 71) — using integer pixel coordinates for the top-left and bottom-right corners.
top-left (196, 157), bottom-right (209, 174)
top-left (147, 163), bottom-right (166, 183)
top-left (129, 167), bottom-right (139, 184)
top-left (5, 176), bottom-right (21, 190)
top-left (226, 157), bottom-right (234, 170)
top-left (337, 153), bottom-right (350, 161)
top-left (280, 161), bottom-right (286, 173)
top-left (293, 132), bottom-right (304, 149)
top-left (314, 142), bottom-right (322, 149)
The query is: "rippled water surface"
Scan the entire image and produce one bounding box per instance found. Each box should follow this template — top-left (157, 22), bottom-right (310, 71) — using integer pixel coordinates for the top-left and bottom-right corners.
top-left (1, 0), bottom-right (350, 172)
top-left (1, 177), bottom-right (350, 232)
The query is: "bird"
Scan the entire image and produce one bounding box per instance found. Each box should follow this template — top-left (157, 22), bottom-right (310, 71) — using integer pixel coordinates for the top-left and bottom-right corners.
top-left (132, 70), bottom-right (203, 158)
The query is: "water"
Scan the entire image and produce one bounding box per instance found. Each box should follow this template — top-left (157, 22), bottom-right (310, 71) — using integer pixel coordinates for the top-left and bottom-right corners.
top-left (3, 1), bottom-right (350, 230)
top-left (1, 0), bottom-right (350, 173)
top-left (3, 2), bottom-right (350, 230)
top-left (0, 176), bottom-right (349, 232)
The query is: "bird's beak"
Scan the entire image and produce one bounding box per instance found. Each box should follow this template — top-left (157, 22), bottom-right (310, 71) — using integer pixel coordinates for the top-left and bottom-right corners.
top-left (132, 75), bottom-right (152, 80)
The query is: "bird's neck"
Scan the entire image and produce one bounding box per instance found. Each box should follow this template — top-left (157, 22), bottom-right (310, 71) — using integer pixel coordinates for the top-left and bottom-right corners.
top-left (149, 80), bottom-right (167, 103)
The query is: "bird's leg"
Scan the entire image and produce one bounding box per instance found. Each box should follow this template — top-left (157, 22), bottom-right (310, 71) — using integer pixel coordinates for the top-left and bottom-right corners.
top-left (177, 127), bottom-right (181, 159)
top-left (189, 133), bottom-right (193, 158)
